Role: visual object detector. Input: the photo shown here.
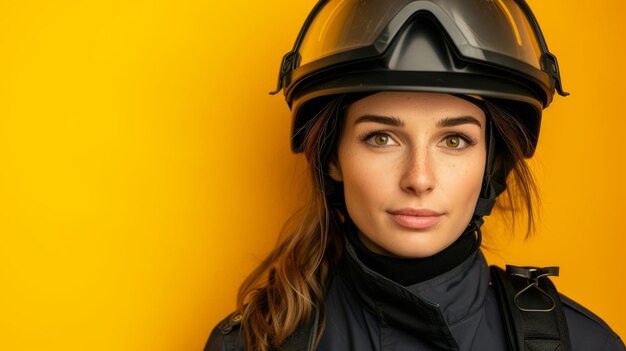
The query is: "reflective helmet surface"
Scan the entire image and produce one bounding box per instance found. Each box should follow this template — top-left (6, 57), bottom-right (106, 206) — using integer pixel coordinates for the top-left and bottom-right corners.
top-left (272, 0), bottom-right (567, 157)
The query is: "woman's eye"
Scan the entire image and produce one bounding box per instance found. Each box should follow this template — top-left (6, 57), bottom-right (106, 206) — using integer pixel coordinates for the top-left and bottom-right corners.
top-left (365, 133), bottom-right (397, 146)
top-left (441, 135), bottom-right (469, 149)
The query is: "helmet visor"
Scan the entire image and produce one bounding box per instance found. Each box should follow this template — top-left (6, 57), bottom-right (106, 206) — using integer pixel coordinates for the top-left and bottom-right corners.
top-left (297, 0), bottom-right (543, 70)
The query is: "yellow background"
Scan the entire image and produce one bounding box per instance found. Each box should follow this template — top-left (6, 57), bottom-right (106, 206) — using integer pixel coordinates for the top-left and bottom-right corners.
top-left (0, 1), bottom-right (624, 350)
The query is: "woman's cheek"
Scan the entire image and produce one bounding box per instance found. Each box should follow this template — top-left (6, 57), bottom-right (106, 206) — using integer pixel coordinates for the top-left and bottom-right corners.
top-left (344, 162), bottom-right (377, 202)
top-left (444, 156), bottom-right (485, 204)
top-left (341, 153), bottom-right (389, 216)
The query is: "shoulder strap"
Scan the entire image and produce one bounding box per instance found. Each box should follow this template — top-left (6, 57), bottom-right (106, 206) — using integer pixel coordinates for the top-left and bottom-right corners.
top-left (213, 309), bottom-right (320, 351)
top-left (490, 265), bottom-right (572, 351)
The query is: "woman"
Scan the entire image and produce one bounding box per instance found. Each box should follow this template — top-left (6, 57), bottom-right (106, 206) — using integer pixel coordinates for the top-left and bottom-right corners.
top-left (206, 0), bottom-right (625, 350)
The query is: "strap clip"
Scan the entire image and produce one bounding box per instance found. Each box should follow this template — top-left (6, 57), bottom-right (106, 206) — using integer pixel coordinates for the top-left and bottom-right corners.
top-left (506, 265), bottom-right (560, 313)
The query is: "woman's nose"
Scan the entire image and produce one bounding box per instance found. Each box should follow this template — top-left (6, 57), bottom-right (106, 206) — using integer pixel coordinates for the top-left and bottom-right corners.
top-left (399, 149), bottom-right (435, 195)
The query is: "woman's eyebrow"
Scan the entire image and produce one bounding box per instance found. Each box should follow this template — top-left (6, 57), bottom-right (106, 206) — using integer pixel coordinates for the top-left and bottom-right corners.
top-left (354, 115), bottom-right (404, 127)
top-left (436, 116), bottom-right (482, 128)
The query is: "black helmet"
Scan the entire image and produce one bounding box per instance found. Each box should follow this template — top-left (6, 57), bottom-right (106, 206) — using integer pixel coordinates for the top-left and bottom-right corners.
top-left (271, 0), bottom-right (567, 157)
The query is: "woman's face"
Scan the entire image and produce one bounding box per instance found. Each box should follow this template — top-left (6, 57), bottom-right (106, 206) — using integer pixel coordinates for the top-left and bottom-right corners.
top-left (329, 92), bottom-right (486, 258)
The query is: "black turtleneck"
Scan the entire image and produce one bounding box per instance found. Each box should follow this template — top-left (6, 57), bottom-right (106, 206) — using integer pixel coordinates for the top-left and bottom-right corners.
top-left (344, 220), bottom-right (478, 286)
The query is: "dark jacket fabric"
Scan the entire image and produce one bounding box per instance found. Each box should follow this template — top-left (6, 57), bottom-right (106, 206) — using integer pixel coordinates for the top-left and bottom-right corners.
top-left (205, 239), bottom-right (625, 351)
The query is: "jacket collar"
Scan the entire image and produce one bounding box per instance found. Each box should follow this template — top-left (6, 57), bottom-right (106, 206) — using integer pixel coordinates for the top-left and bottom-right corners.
top-left (338, 235), bottom-right (490, 350)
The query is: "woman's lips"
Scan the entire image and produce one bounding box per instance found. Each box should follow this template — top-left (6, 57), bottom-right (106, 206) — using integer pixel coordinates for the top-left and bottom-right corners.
top-left (387, 209), bottom-right (443, 229)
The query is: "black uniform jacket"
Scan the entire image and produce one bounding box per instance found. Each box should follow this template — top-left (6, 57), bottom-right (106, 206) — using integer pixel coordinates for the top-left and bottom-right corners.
top-left (206, 240), bottom-right (625, 350)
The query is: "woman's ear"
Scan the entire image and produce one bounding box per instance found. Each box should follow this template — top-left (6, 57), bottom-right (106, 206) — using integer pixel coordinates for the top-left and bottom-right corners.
top-left (328, 159), bottom-right (343, 182)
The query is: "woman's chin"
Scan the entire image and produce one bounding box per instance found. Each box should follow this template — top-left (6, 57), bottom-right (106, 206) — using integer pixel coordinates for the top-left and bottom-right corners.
top-left (366, 230), bottom-right (461, 259)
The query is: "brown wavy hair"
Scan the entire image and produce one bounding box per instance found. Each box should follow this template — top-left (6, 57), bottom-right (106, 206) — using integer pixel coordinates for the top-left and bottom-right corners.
top-left (235, 95), bottom-right (538, 351)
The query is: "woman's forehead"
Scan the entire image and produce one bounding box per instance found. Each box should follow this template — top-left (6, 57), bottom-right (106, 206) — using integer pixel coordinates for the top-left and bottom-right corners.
top-left (346, 91), bottom-right (486, 121)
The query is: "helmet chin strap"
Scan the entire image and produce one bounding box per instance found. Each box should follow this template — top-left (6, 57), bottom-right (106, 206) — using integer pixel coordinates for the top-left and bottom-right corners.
top-left (451, 94), bottom-right (503, 237)
top-left (469, 104), bottom-right (506, 243)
